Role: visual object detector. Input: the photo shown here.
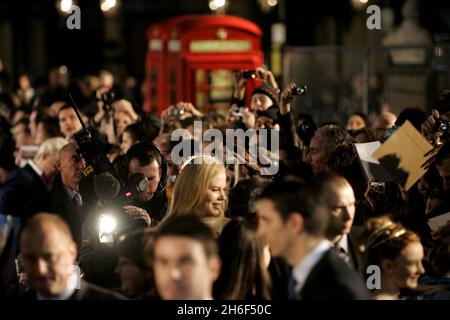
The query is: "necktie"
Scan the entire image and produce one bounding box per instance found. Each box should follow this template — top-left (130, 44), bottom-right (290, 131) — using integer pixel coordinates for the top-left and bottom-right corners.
top-left (72, 193), bottom-right (82, 211)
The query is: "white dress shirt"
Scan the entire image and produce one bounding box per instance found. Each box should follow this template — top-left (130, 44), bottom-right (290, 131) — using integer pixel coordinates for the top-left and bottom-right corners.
top-left (291, 239), bottom-right (333, 294)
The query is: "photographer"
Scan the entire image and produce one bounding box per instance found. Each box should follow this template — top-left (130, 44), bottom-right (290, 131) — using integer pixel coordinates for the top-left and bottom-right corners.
top-left (78, 141), bottom-right (167, 288)
top-left (228, 67), bottom-right (280, 130)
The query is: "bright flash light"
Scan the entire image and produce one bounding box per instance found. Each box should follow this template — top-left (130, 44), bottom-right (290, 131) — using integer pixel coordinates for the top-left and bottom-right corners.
top-left (359, 0), bottom-right (368, 3)
top-left (60, 0), bottom-right (73, 13)
top-left (99, 214), bottom-right (117, 234)
top-left (268, 0), bottom-right (278, 6)
top-left (101, 0), bottom-right (117, 12)
top-left (209, 0), bottom-right (226, 11)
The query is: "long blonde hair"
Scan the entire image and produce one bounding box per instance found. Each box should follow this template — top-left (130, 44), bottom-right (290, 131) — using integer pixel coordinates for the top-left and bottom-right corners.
top-left (166, 156), bottom-right (226, 220)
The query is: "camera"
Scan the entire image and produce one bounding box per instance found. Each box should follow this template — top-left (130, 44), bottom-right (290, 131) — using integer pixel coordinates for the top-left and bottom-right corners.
top-left (241, 70), bottom-right (257, 80)
top-left (168, 108), bottom-right (185, 118)
top-left (434, 117), bottom-right (450, 141)
top-left (95, 172), bottom-right (149, 243)
top-left (231, 106), bottom-right (247, 117)
top-left (369, 181), bottom-right (385, 194)
top-left (101, 91), bottom-right (115, 113)
top-left (73, 127), bottom-right (114, 176)
top-left (292, 85), bottom-right (307, 96)
top-left (69, 94), bottom-right (115, 177)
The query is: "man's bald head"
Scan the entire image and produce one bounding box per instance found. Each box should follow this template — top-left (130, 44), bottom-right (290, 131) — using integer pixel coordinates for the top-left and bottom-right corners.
top-left (312, 172), bottom-right (356, 242)
top-left (58, 142), bottom-right (78, 161)
top-left (20, 213), bottom-right (75, 247)
top-left (57, 143), bottom-right (83, 191)
top-left (20, 213), bottom-right (78, 296)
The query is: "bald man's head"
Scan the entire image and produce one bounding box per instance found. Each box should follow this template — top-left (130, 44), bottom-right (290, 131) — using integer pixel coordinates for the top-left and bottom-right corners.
top-left (313, 173), bottom-right (356, 242)
top-left (20, 213), bottom-right (77, 296)
top-left (57, 143), bottom-right (83, 191)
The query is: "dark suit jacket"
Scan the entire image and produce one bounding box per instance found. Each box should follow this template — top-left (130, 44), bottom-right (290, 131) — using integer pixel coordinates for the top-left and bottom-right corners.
top-left (297, 247), bottom-right (372, 300)
top-left (18, 280), bottom-right (126, 300)
top-left (30, 173), bottom-right (87, 248)
top-left (0, 164), bottom-right (47, 218)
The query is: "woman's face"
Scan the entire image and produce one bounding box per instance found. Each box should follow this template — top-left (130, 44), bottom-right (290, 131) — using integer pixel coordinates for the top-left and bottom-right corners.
top-left (251, 93), bottom-right (273, 112)
top-left (386, 242), bottom-right (425, 290)
top-left (120, 131), bottom-right (135, 154)
top-left (346, 114), bottom-right (366, 131)
top-left (114, 112), bottom-right (133, 136)
top-left (115, 256), bottom-right (150, 298)
top-left (198, 171), bottom-right (227, 217)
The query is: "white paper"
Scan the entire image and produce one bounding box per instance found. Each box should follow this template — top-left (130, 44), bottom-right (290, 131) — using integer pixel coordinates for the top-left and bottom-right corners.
top-left (354, 142), bottom-right (393, 182)
top-left (427, 212), bottom-right (450, 232)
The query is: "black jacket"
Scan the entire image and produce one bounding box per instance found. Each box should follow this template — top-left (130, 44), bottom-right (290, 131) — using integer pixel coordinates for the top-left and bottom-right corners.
top-left (78, 191), bottom-right (166, 289)
top-left (0, 164), bottom-right (47, 218)
top-left (297, 248), bottom-right (372, 300)
top-left (30, 173), bottom-right (88, 249)
top-left (16, 280), bottom-right (127, 300)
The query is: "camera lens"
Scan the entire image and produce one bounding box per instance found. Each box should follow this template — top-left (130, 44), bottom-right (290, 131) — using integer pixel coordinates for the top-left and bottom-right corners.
top-left (293, 85), bottom-right (307, 96)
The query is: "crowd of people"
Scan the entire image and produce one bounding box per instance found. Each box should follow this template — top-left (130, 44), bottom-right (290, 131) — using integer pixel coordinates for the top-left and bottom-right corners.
top-left (0, 63), bottom-right (450, 300)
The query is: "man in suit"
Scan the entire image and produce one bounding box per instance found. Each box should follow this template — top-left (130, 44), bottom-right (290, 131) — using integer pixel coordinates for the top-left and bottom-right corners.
top-left (314, 172), bottom-right (362, 273)
top-left (0, 137), bottom-right (68, 219)
top-left (31, 143), bottom-right (85, 248)
top-left (79, 141), bottom-right (167, 288)
top-left (18, 212), bottom-right (124, 300)
top-left (256, 179), bottom-right (371, 300)
top-left (0, 137), bottom-right (67, 295)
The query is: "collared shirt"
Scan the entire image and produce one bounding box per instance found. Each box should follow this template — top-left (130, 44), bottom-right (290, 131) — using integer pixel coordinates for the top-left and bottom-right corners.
top-left (27, 159), bottom-right (43, 177)
top-left (37, 273), bottom-right (78, 300)
top-left (28, 159), bottom-right (52, 190)
top-left (64, 186), bottom-right (83, 207)
top-left (292, 239), bottom-right (333, 294)
top-left (336, 234), bottom-right (355, 268)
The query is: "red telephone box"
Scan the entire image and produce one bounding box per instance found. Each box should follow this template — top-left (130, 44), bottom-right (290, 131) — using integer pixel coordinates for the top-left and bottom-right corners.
top-left (145, 14), bottom-right (264, 115)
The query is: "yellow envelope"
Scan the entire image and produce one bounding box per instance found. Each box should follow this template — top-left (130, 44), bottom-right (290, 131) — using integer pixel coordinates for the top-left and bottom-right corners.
top-left (372, 120), bottom-right (437, 191)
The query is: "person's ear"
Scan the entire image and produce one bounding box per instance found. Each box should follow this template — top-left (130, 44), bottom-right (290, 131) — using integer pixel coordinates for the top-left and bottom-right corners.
top-left (208, 255), bottom-right (222, 282)
top-left (288, 212), bottom-right (304, 235)
top-left (68, 241), bottom-right (78, 264)
top-left (56, 160), bottom-right (62, 172)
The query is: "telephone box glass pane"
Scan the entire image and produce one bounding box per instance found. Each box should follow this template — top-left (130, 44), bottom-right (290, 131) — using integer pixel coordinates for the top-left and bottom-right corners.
top-left (208, 69), bottom-right (233, 113)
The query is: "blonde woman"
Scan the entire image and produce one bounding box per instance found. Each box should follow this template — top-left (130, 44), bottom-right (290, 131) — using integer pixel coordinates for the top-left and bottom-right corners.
top-left (164, 155), bottom-right (229, 235)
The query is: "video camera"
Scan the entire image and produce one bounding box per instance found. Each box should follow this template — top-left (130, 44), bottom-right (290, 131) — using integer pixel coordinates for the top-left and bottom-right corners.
top-left (69, 94), bottom-right (114, 178)
top-left (95, 172), bottom-right (149, 243)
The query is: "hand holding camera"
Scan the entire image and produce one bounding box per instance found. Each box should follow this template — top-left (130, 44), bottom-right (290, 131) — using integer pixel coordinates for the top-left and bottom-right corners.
top-left (421, 109), bottom-right (449, 145)
top-left (280, 83), bottom-right (307, 115)
top-left (231, 106), bottom-right (248, 117)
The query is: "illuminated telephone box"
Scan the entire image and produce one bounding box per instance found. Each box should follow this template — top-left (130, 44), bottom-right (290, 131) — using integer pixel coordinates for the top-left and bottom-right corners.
top-left (145, 15), bottom-right (264, 115)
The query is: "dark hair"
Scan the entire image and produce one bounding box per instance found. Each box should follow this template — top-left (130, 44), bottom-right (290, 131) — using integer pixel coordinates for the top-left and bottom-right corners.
top-left (317, 125), bottom-right (353, 160)
top-left (214, 218), bottom-right (271, 300)
top-left (227, 177), bottom-right (272, 220)
top-left (155, 215), bottom-right (218, 257)
top-left (349, 112), bottom-right (370, 127)
top-left (116, 229), bottom-right (154, 271)
top-left (37, 116), bottom-right (62, 138)
top-left (395, 107), bottom-right (427, 131)
top-left (258, 179), bottom-right (328, 236)
top-left (126, 141), bottom-right (162, 168)
top-left (112, 154), bottom-right (130, 185)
